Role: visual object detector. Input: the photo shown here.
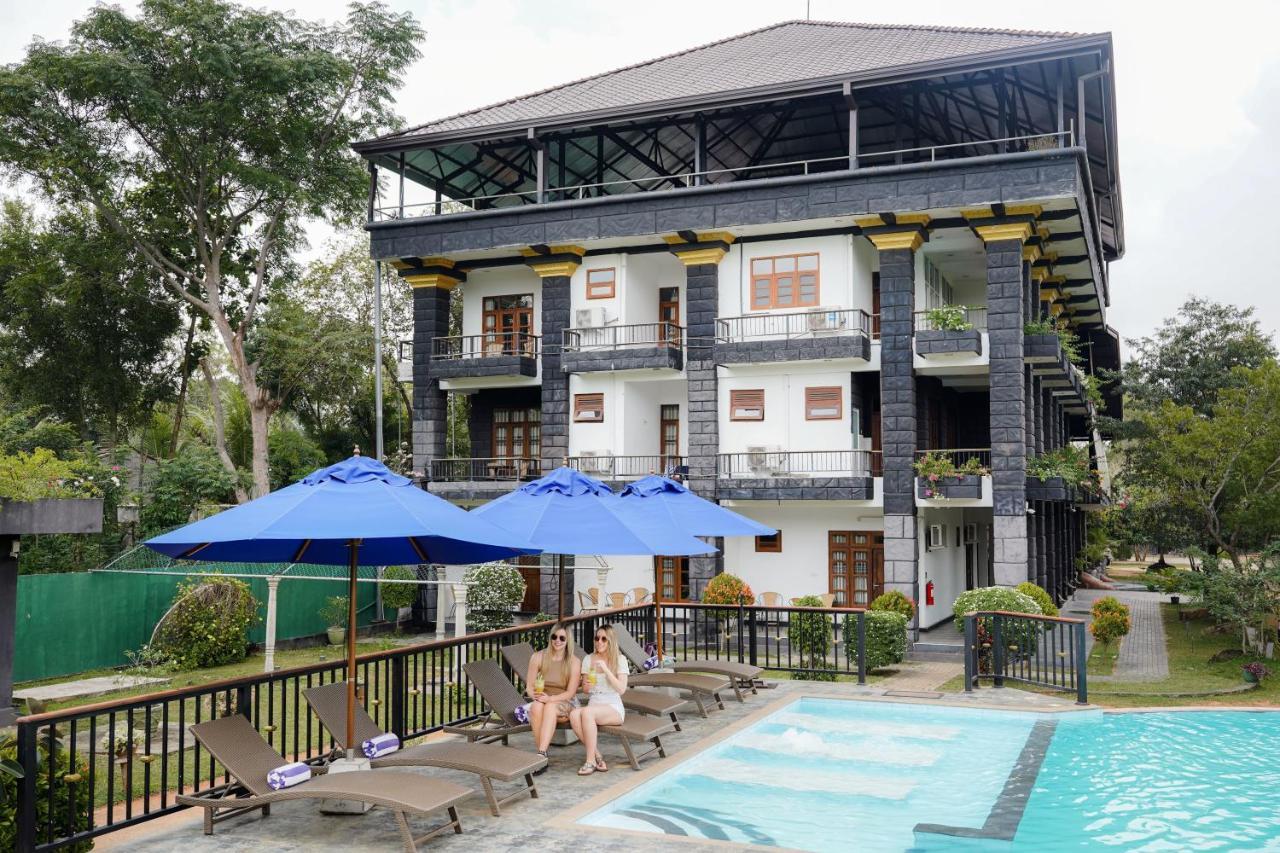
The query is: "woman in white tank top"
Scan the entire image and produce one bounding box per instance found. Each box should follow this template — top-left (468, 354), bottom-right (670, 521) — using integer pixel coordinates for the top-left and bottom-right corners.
top-left (568, 624), bottom-right (628, 774)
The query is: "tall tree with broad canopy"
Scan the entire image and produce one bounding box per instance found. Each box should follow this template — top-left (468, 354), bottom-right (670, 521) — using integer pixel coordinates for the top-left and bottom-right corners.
top-left (0, 0), bottom-right (422, 496)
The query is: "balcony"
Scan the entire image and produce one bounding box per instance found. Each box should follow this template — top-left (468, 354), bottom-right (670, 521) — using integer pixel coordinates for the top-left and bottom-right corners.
top-left (914, 448), bottom-right (993, 505)
top-left (426, 457), bottom-right (541, 501)
top-left (714, 308), bottom-right (872, 366)
top-left (560, 322), bottom-right (684, 373)
top-left (430, 333), bottom-right (539, 380)
top-left (913, 307), bottom-right (987, 359)
top-left (566, 454), bottom-right (686, 482)
top-left (716, 449), bottom-right (880, 501)
top-left (1025, 334), bottom-right (1089, 415)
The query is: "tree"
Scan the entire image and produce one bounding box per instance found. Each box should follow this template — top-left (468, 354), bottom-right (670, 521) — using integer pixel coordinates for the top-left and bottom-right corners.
top-left (0, 200), bottom-right (179, 446)
top-left (1123, 298), bottom-right (1276, 416)
top-left (0, 0), bottom-right (422, 496)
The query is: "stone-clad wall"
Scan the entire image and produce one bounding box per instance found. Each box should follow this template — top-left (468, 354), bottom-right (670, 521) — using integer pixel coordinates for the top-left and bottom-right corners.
top-left (539, 275), bottom-right (571, 473)
top-left (561, 346), bottom-right (682, 374)
top-left (717, 478), bottom-right (875, 501)
top-left (411, 287), bottom-right (451, 471)
top-left (714, 334), bottom-right (870, 365)
top-left (987, 240), bottom-right (1030, 585)
top-left (877, 246), bottom-right (918, 607)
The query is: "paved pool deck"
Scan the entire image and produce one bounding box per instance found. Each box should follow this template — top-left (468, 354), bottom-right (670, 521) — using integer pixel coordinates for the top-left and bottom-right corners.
top-left (96, 675), bottom-right (1085, 853)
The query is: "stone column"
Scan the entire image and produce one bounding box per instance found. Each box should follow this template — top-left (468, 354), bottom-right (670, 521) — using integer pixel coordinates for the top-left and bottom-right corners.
top-left (859, 214), bottom-right (930, 620)
top-left (402, 259), bottom-right (463, 474)
top-left (522, 246), bottom-right (584, 474)
top-left (971, 210), bottom-right (1039, 587)
top-left (667, 231), bottom-right (735, 593)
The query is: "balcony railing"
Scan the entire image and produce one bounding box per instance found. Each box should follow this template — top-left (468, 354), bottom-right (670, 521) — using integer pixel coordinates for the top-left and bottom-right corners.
top-left (562, 322), bottom-right (683, 351)
top-left (716, 308), bottom-right (871, 343)
top-left (914, 448), bottom-right (992, 470)
top-left (567, 454), bottom-right (686, 480)
top-left (429, 457), bottom-right (541, 482)
top-left (432, 332), bottom-right (539, 360)
top-left (718, 449), bottom-right (882, 478)
top-left (913, 306), bottom-right (989, 332)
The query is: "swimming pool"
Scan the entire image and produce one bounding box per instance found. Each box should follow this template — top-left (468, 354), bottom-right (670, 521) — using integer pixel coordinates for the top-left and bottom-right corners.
top-left (579, 698), bottom-right (1280, 851)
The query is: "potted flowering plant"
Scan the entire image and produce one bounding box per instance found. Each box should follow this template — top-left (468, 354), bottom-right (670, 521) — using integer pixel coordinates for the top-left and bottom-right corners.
top-left (100, 730), bottom-right (145, 765)
top-left (914, 451), bottom-right (987, 499)
top-left (1243, 662), bottom-right (1270, 684)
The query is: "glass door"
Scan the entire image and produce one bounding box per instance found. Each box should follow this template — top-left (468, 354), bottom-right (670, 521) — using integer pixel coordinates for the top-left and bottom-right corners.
top-left (482, 294), bottom-right (534, 354)
top-left (659, 404), bottom-right (680, 474)
top-left (658, 287), bottom-right (681, 346)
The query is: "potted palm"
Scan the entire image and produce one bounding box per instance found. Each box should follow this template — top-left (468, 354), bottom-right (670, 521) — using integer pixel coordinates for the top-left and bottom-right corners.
top-left (320, 595), bottom-right (349, 645)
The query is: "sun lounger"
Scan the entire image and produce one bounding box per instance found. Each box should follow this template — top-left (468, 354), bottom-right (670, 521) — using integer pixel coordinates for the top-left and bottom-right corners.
top-left (443, 658), bottom-right (673, 770)
top-left (500, 642), bottom-right (688, 731)
top-left (609, 625), bottom-right (753, 705)
top-left (303, 682), bottom-right (545, 816)
top-left (175, 714), bottom-right (471, 851)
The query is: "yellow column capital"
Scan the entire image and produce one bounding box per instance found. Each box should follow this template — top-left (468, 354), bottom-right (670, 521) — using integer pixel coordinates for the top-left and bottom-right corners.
top-left (663, 231), bottom-right (736, 266)
top-left (521, 245), bottom-right (586, 278)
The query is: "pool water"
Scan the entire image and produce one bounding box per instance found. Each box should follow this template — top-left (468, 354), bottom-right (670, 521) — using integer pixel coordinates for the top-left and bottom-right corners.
top-left (579, 699), bottom-right (1280, 851)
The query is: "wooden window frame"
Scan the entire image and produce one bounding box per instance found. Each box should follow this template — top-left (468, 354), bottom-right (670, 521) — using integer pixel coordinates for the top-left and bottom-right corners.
top-left (755, 531), bottom-right (782, 553)
top-left (654, 555), bottom-right (690, 602)
top-left (585, 267), bottom-right (616, 300)
top-left (573, 392), bottom-right (605, 423)
top-left (729, 389), bottom-right (765, 421)
top-left (748, 252), bottom-right (821, 311)
top-left (805, 386), bottom-right (843, 421)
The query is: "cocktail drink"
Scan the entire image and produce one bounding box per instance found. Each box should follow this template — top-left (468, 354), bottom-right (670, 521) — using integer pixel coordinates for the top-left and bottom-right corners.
top-left (534, 673), bottom-right (545, 694)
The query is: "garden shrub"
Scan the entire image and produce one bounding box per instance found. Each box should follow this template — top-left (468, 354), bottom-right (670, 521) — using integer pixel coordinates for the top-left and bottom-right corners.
top-left (703, 573), bottom-right (754, 607)
top-left (463, 562), bottom-right (526, 632)
top-left (527, 612), bottom-right (555, 650)
top-left (1091, 610), bottom-right (1131, 647)
top-left (953, 586), bottom-right (1043, 673)
top-left (790, 594), bottom-right (834, 681)
top-left (1090, 596), bottom-right (1128, 620)
top-left (845, 610), bottom-right (909, 671)
top-left (1015, 582), bottom-right (1059, 618)
top-left (140, 447), bottom-right (238, 537)
top-left (152, 576), bottom-right (259, 671)
top-left (380, 565), bottom-right (418, 611)
top-left (0, 727), bottom-right (93, 852)
top-left (869, 590), bottom-right (916, 621)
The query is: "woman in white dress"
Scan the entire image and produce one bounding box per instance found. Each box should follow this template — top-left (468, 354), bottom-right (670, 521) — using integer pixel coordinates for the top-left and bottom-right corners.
top-left (569, 623), bottom-right (628, 775)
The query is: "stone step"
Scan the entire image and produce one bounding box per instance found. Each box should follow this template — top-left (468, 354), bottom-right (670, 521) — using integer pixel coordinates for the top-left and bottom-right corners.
top-left (909, 642), bottom-right (964, 661)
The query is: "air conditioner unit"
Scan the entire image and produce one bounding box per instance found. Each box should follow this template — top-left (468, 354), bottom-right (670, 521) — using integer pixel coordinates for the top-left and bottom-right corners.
top-left (963, 523), bottom-right (978, 544)
top-left (806, 308), bottom-right (846, 333)
top-left (927, 524), bottom-right (945, 550)
top-left (575, 307), bottom-right (608, 328)
top-left (746, 445), bottom-right (784, 475)
top-left (576, 450), bottom-right (614, 475)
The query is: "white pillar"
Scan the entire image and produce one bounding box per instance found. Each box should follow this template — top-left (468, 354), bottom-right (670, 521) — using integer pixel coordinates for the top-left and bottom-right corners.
top-left (263, 576), bottom-right (280, 673)
top-left (434, 572), bottom-right (449, 640)
top-left (595, 567), bottom-right (609, 611)
top-left (451, 582), bottom-right (469, 668)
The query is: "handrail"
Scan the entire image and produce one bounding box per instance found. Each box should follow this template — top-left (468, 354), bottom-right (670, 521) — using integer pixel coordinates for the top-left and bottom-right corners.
top-left (432, 332), bottom-right (539, 360)
top-left (913, 306), bottom-right (988, 332)
top-left (964, 609), bottom-right (1085, 625)
top-left (716, 308), bottom-right (871, 343)
top-left (562, 321), bottom-right (683, 351)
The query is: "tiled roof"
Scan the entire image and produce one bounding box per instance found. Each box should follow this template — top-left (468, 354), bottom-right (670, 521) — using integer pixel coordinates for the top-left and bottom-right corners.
top-left (376, 20), bottom-right (1093, 143)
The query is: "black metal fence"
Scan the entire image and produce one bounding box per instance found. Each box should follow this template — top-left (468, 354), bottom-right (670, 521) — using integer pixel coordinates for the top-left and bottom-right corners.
top-left (961, 610), bottom-right (1088, 704)
top-left (717, 449), bottom-right (882, 478)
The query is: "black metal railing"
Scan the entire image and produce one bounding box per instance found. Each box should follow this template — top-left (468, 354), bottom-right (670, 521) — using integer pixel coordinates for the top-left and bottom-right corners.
top-left (657, 601), bottom-right (869, 681)
top-left (12, 605), bottom-right (652, 853)
top-left (562, 322), bottom-right (683, 351)
top-left (428, 457), bottom-right (541, 482)
top-left (962, 610), bottom-right (1088, 704)
top-left (716, 308), bottom-right (871, 343)
top-left (432, 332), bottom-right (539, 360)
top-left (913, 448), bottom-right (992, 470)
top-left (913, 306), bottom-right (989, 332)
top-left (565, 454), bottom-right (686, 480)
top-left (718, 449), bottom-right (882, 478)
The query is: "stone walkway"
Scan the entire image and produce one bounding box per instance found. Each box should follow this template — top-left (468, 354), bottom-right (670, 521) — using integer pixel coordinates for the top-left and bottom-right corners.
top-left (879, 660), bottom-right (963, 692)
top-left (1063, 589), bottom-right (1169, 681)
top-left (15, 674), bottom-right (169, 704)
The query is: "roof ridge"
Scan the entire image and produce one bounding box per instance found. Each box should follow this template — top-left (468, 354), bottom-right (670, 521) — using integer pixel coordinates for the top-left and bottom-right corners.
top-left (793, 19), bottom-right (1092, 39)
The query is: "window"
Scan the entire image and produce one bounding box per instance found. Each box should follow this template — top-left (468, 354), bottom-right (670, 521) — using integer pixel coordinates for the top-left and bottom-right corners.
top-left (585, 268), bottom-right (615, 299)
top-left (482, 294), bottom-right (535, 354)
top-left (923, 257), bottom-right (955, 311)
top-left (755, 531), bottom-right (782, 553)
top-left (805, 386), bottom-right (842, 420)
top-left (492, 407), bottom-right (540, 470)
top-left (729, 389), bottom-right (764, 421)
top-left (655, 556), bottom-right (690, 601)
top-left (573, 393), bottom-right (604, 422)
top-left (659, 404), bottom-right (680, 471)
top-left (749, 253), bottom-right (820, 310)
top-left (829, 531), bottom-right (884, 607)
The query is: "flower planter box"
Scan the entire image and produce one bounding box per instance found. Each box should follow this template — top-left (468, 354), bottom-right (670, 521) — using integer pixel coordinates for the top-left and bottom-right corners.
top-left (1026, 476), bottom-right (1075, 502)
top-left (917, 475), bottom-right (982, 500)
top-left (915, 329), bottom-right (983, 358)
top-left (1023, 333), bottom-right (1063, 365)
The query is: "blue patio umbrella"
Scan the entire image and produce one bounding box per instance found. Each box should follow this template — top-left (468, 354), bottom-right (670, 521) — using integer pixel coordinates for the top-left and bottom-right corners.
top-left (146, 455), bottom-right (538, 755)
top-left (470, 466), bottom-right (715, 616)
top-left (616, 475), bottom-right (777, 538)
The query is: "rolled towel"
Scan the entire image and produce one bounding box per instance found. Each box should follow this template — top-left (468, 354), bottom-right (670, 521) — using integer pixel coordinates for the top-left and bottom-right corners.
top-left (642, 654), bottom-right (659, 672)
top-left (267, 761), bottom-right (311, 790)
top-left (513, 702), bottom-right (532, 724)
top-left (361, 732), bottom-right (401, 759)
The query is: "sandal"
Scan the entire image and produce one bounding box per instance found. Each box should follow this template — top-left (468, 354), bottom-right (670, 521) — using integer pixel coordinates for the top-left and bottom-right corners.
top-left (594, 753), bottom-right (608, 773)
top-left (577, 763), bottom-right (596, 776)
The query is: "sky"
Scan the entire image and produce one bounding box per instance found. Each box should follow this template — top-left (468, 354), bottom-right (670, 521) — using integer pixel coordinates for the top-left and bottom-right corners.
top-left (3, 0), bottom-right (1280, 343)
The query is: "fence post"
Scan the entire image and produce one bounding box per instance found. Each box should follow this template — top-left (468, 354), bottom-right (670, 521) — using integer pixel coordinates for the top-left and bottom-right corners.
top-left (235, 685), bottom-right (252, 719)
top-left (747, 607), bottom-right (758, 667)
top-left (856, 612), bottom-right (866, 685)
top-left (16, 720), bottom-right (36, 853)
top-left (736, 599), bottom-right (745, 663)
top-left (1075, 621), bottom-right (1089, 705)
top-left (963, 615), bottom-right (976, 692)
top-left (391, 654), bottom-right (407, 740)
top-left (992, 615), bottom-right (1005, 688)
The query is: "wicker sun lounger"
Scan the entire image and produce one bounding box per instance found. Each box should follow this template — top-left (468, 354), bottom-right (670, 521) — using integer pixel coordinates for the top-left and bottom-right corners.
top-left (303, 682), bottom-right (546, 816)
top-left (500, 641), bottom-right (687, 731)
top-left (614, 624), bottom-right (768, 700)
top-left (174, 714), bottom-right (471, 851)
top-left (443, 658), bottom-right (674, 770)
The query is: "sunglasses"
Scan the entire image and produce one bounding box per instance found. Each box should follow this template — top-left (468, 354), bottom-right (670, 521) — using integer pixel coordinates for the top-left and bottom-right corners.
top-left (594, 635), bottom-right (608, 642)
top-left (551, 633), bottom-right (567, 641)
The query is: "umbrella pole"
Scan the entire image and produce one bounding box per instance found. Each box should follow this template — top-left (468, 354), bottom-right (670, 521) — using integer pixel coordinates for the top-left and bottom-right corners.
top-left (654, 563), bottom-right (664, 659)
top-left (346, 541), bottom-right (358, 760)
top-left (557, 554), bottom-right (565, 618)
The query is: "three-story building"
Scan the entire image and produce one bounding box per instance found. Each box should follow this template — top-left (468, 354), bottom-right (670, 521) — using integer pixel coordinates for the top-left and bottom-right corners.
top-left (358, 20), bottom-right (1124, 630)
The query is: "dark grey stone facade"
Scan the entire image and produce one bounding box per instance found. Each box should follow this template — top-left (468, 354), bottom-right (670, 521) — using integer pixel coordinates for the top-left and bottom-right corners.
top-left (714, 333), bottom-right (870, 365)
top-left (716, 477), bottom-right (875, 501)
top-left (561, 345), bottom-right (683, 374)
top-left (539, 275), bottom-right (571, 473)
top-left (685, 263), bottom-right (720, 491)
top-left (411, 286), bottom-right (452, 471)
top-left (430, 353), bottom-right (537, 380)
top-left (915, 329), bottom-right (983, 358)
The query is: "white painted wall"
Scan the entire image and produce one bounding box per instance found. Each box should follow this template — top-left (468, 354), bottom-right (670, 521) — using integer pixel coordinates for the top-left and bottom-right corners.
top-left (718, 368), bottom-right (853, 459)
top-left (460, 266), bottom-right (542, 338)
top-left (718, 235), bottom-right (874, 318)
top-left (570, 253), bottom-right (624, 327)
top-left (917, 507), bottom-right (994, 628)
top-left (566, 251), bottom-right (686, 328)
top-left (568, 374), bottom-right (686, 458)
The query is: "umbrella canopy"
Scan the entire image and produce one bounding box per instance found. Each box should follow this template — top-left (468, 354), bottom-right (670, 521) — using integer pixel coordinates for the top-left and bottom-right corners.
top-left (147, 455), bottom-right (536, 565)
top-left (616, 475), bottom-right (777, 537)
top-left (145, 455), bottom-right (538, 757)
top-left (470, 467), bottom-right (715, 556)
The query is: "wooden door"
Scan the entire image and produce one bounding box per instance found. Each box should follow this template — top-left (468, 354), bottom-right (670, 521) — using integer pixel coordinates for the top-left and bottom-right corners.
top-left (829, 531), bottom-right (884, 607)
top-left (658, 286), bottom-right (681, 346)
top-left (659, 404), bottom-right (680, 473)
top-left (492, 407), bottom-right (541, 473)
top-left (483, 294), bottom-right (534, 354)
top-left (655, 556), bottom-right (689, 602)
top-left (517, 556), bottom-right (541, 612)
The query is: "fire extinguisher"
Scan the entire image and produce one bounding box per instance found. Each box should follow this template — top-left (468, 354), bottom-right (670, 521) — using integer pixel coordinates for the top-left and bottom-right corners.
top-left (925, 580), bottom-right (935, 606)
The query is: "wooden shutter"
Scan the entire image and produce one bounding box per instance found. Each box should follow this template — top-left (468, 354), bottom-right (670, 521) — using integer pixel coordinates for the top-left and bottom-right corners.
top-left (573, 393), bottom-right (604, 422)
top-left (805, 386), bottom-right (842, 420)
top-left (755, 531), bottom-right (782, 553)
top-left (729, 389), bottom-right (765, 421)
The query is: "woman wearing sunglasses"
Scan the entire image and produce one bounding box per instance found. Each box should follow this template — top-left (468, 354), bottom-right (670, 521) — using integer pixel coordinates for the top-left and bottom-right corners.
top-left (569, 623), bottom-right (628, 775)
top-left (525, 622), bottom-right (582, 767)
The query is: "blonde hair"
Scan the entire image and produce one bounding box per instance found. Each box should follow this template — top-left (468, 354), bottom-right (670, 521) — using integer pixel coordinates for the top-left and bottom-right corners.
top-left (538, 621), bottom-right (574, 688)
top-left (591, 624), bottom-right (620, 674)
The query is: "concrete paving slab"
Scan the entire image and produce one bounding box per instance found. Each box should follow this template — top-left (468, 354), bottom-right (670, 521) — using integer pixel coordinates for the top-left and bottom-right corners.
top-left (15, 675), bottom-right (169, 704)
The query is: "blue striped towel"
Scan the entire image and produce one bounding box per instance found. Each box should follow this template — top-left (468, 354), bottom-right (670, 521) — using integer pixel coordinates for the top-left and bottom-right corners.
top-left (362, 732), bottom-right (400, 759)
top-left (513, 702), bottom-right (532, 724)
top-left (266, 762), bottom-right (310, 790)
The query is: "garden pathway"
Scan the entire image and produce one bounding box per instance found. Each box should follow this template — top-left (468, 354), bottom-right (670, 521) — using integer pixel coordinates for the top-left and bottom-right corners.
top-left (1063, 589), bottom-right (1169, 681)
